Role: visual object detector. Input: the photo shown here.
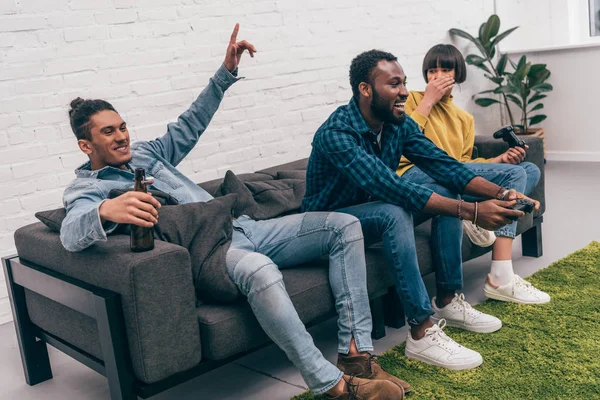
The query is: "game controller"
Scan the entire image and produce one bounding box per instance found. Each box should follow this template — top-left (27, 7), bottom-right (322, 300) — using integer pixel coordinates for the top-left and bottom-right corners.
top-left (507, 198), bottom-right (534, 221)
top-left (493, 125), bottom-right (526, 148)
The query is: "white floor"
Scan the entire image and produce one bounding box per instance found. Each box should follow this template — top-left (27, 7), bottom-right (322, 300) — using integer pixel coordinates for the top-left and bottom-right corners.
top-left (0, 161), bottom-right (598, 400)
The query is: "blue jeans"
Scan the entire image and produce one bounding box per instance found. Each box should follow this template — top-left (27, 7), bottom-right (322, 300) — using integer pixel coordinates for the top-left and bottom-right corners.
top-left (336, 181), bottom-right (464, 327)
top-left (228, 212), bottom-right (373, 394)
top-left (405, 162), bottom-right (540, 238)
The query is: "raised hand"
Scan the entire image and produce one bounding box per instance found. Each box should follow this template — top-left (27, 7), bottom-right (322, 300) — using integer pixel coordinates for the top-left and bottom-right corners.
top-left (99, 191), bottom-right (161, 227)
top-left (224, 23), bottom-right (257, 72)
top-left (493, 145), bottom-right (528, 164)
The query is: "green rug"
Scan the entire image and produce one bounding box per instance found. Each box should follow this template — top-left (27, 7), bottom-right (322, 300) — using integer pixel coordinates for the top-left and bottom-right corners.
top-left (293, 241), bottom-right (600, 400)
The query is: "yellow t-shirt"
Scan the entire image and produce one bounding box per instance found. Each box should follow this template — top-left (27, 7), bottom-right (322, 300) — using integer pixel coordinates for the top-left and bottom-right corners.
top-left (397, 91), bottom-right (490, 176)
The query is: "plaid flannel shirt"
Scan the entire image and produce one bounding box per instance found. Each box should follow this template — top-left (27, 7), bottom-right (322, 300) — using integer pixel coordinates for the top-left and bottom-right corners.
top-left (301, 98), bottom-right (478, 213)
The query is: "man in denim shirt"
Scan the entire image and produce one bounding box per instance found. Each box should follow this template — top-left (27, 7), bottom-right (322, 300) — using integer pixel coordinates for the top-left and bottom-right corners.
top-left (303, 50), bottom-right (540, 371)
top-left (60, 26), bottom-right (405, 399)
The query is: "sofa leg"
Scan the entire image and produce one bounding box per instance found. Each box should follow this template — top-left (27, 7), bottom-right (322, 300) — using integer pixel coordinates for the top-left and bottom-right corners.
top-left (383, 287), bottom-right (406, 329)
top-left (95, 296), bottom-right (136, 400)
top-left (522, 221), bottom-right (543, 258)
top-left (370, 296), bottom-right (386, 340)
top-left (3, 258), bottom-right (53, 386)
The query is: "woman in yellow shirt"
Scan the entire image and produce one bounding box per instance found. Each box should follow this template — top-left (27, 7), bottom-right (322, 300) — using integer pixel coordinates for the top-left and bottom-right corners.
top-left (399, 44), bottom-right (549, 305)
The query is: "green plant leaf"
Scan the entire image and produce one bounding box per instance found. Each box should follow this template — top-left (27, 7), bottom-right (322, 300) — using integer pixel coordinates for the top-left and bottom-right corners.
top-left (506, 94), bottom-right (522, 108)
top-left (490, 26), bottom-right (519, 48)
top-left (504, 74), bottom-right (525, 96)
top-left (528, 114), bottom-right (547, 125)
top-left (449, 28), bottom-right (487, 55)
top-left (494, 85), bottom-right (519, 94)
top-left (531, 83), bottom-right (553, 92)
top-left (529, 103), bottom-right (544, 112)
top-left (475, 97), bottom-right (501, 107)
top-left (509, 58), bottom-right (518, 69)
top-left (482, 14), bottom-right (501, 44)
top-left (466, 54), bottom-right (487, 65)
top-left (496, 53), bottom-right (508, 75)
top-left (529, 69), bottom-right (551, 86)
top-left (515, 60), bottom-right (531, 80)
top-left (473, 89), bottom-right (497, 100)
top-left (516, 55), bottom-right (526, 71)
top-left (490, 46), bottom-right (496, 60)
top-left (514, 124), bottom-right (525, 131)
top-left (489, 76), bottom-right (504, 84)
top-left (473, 63), bottom-right (491, 74)
top-left (528, 64), bottom-right (547, 75)
top-left (528, 94), bottom-right (547, 104)
top-left (479, 22), bottom-right (486, 42)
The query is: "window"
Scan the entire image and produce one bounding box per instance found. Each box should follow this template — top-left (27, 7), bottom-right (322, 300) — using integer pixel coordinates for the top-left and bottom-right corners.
top-left (496, 0), bottom-right (600, 52)
top-left (590, 0), bottom-right (600, 36)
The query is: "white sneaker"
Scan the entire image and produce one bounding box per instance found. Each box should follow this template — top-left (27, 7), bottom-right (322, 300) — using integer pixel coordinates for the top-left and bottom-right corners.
top-left (462, 220), bottom-right (496, 247)
top-left (484, 274), bottom-right (551, 304)
top-left (405, 319), bottom-right (483, 370)
top-left (432, 293), bottom-right (502, 333)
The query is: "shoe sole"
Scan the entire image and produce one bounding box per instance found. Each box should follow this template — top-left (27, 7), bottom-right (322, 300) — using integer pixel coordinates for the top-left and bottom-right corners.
top-left (405, 349), bottom-right (483, 370)
top-left (484, 287), bottom-right (551, 305)
top-left (435, 317), bottom-right (503, 333)
top-left (462, 224), bottom-right (496, 247)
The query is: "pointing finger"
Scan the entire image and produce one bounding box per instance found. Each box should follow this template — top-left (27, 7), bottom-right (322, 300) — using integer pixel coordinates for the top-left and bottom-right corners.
top-left (230, 23), bottom-right (239, 45)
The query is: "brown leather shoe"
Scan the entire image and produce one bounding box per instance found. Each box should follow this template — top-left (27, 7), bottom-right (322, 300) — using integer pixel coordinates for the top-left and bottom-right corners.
top-left (325, 374), bottom-right (404, 400)
top-left (337, 353), bottom-right (412, 394)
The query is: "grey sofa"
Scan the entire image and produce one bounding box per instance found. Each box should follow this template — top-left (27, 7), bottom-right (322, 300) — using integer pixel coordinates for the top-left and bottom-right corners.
top-left (3, 135), bottom-right (545, 400)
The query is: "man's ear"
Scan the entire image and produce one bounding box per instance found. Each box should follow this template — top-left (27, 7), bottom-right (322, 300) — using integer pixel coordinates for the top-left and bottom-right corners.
top-left (78, 139), bottom-right (93, 155)
top-left (359, 82), bottom-right (371, 99)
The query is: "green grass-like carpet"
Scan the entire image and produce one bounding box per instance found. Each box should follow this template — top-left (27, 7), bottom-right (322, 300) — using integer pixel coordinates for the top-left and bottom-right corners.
top-left (293, 241), bottom-right (600, 400)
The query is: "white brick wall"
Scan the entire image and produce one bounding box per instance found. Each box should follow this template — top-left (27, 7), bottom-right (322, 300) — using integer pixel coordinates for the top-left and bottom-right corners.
top-left (0, 0), bottom-right (498, 324)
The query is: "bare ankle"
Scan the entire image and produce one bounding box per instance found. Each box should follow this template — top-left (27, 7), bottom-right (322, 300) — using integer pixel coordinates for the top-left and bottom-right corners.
top-left (436, 291), bottom-right (455, 308)
top-left (347, 337), bottom-right (359, 356)
top-left (410, 318), bottom-right (434, 340)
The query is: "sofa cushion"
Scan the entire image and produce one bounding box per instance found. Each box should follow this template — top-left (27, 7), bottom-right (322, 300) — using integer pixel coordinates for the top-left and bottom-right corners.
top-left (199, 172), bottom-right (274, 197)
top-left (153, 194), bottom-right (240, 303)
top-left (256, 158), bottom-right (308, 177)
top-left (277, 170), bottom-right (306, 180)
top-left (34, 208), bottom-right (66, 232)
top-left (197, 254), bottom-right (394, 360)
top-left (220, 170), bottom-right (306, 220)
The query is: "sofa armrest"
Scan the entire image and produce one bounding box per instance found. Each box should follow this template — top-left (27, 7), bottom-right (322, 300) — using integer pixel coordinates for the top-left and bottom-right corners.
top-left (474, 135), bottom-right (546, 216)
top-left (14, 223), bottom-right (201, 384)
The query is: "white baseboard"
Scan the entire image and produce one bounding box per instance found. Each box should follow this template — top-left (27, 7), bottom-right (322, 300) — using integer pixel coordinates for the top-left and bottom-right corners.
top-left (546, 151), bottom-right (600, 162)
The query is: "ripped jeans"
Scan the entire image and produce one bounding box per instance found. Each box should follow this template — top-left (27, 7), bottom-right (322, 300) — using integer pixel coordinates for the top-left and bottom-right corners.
top-left (228, 212), bottom-right (373, 394)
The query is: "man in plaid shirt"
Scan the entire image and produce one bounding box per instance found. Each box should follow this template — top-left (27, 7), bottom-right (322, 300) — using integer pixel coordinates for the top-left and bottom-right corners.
top-left (302, 50), bottom-right (539, 371)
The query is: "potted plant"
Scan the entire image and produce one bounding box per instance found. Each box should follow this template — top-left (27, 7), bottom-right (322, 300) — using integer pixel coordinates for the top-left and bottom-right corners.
top-left (449, 15), bottom-right (553, 148)
top-left (500, 56), bottom-right (552, 134)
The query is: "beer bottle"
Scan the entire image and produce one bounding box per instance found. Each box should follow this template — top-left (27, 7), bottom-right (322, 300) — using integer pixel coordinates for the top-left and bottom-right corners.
top-left (130, 168), bottom-right (155, 252)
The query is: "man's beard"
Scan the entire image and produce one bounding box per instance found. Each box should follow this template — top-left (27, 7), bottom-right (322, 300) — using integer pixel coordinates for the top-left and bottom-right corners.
top-left (370, 89), bottom-right (406, 125)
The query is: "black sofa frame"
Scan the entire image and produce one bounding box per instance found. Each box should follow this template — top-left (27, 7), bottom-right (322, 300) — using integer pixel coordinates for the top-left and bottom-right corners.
top-left (3, 255), bottom-right (397, 400)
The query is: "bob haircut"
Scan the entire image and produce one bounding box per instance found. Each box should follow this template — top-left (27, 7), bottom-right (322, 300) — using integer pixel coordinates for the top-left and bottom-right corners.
top-left (422, 44), bottom-right (467, 84)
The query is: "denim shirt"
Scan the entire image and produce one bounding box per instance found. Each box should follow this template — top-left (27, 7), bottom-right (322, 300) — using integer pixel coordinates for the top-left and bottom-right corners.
top-left (60, 65), bottom-right (240, 252)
